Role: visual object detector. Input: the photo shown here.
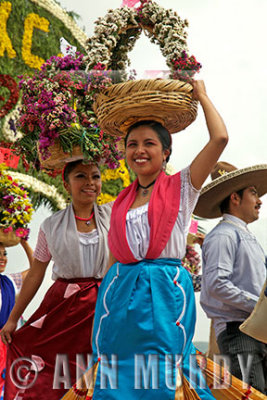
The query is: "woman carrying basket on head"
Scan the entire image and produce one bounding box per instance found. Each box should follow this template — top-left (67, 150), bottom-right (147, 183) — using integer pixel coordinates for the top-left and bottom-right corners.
top-left (1, 160), bottom-right (112, 400)
top-left (87, 80), bottom-right (228, 399)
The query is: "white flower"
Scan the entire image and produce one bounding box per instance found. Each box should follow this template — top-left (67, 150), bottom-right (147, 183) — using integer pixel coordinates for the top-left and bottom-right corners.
top-left (85, 1), bottom-right (193, 78)
top-left (9, 171), bottom-right (67, 210)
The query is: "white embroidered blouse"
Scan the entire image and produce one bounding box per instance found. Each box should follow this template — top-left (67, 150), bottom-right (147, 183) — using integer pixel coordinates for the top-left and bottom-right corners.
top-left (126, 166), bottom-right (200, 260)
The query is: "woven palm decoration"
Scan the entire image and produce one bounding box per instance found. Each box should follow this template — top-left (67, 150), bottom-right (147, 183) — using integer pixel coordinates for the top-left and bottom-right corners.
top-left (196, 353), bottom-right (266, 400)
top-left (61, 362), bottom-right (199, 400)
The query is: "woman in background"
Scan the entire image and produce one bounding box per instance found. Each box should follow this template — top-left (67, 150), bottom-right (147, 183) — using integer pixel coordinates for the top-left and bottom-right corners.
top-left (0, 240), bottom-right (33, 399)
top-left (1, 160), bottom-right (112, 400)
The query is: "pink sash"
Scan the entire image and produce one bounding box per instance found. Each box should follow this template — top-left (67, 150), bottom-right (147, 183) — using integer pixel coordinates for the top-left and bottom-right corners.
top-left (108, 170), bottom-right (181, 263)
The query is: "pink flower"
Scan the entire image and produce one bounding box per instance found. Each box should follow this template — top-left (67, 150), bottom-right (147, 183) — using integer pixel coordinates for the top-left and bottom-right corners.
top-left (15, 227), bottom-right (28, 238)
top-left (3, 226), bottom-right (13, 233)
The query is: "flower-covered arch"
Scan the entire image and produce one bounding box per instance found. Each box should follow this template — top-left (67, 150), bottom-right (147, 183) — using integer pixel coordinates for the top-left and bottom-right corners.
top-left (85, 1), bottom-right (200, 80)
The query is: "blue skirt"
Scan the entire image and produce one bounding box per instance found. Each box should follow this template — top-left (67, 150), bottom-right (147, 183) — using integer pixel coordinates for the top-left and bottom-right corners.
top-left (92, 258), bottom-right (214, 399)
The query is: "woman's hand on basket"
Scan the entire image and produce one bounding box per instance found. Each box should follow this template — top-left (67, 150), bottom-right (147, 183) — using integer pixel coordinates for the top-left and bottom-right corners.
top-left (191, 80), bottom-right (208, 102)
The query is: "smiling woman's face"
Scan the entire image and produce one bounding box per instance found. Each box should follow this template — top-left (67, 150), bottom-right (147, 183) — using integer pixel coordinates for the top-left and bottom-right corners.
top-left (0, 244), bottom-right (7, 273)
top-left (63, 163), bottom-right (102, 206)
top-left (125, 126), bottom-right (169, 178)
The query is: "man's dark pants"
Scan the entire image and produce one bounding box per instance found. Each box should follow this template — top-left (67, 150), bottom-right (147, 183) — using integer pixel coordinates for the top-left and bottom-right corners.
top-left (217, 321), bottom-right (267, 394)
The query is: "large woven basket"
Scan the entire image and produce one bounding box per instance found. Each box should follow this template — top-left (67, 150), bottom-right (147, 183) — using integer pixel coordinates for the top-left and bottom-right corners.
top-left (93, 79), bottom-right (198, 137)
top-left (0, 228), bottom-right (20, 247)
top-left (37, 141), bottom-right (83, 170)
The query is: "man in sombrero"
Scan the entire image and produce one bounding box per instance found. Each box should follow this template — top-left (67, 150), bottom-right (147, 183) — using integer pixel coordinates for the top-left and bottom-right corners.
top-left (194, 161), bottom-right (267, 394)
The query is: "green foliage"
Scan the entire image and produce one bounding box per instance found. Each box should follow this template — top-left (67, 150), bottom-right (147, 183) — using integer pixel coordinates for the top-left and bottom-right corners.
top-left (101, 178), bottom-right (125, 197)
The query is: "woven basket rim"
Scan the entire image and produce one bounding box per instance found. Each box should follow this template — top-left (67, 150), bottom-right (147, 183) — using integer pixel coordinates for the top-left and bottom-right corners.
top-left (94, 79), bottom-right (198, 136)
top-left (99, 78), bottom-right (194, 96)
top-left (37, 142), bottom-right (83, 170)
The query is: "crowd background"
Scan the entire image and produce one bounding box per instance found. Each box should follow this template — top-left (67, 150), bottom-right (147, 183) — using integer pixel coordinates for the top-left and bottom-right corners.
top-left (4, 0), bottom-right (267, 344)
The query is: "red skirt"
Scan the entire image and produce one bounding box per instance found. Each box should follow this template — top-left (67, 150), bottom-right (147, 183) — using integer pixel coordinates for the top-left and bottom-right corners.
top-left (4, 277), bottom-right (101, 400)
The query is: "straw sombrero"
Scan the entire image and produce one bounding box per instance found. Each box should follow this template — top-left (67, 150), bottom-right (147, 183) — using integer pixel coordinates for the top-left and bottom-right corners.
top-left (194, 161), bottom-right (267, 218)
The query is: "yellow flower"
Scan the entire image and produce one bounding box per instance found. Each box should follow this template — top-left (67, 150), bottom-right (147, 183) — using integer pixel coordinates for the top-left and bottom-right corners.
top-left (22, 13), bottom-right (49, 69)
top-left (0, 1), bottom-right (16, 58)
top-left (23, 215), bottom-right (31, 223)
top-left (101, 160), bottom-right (130, 188)
top-left (97, 193), bottom-right (116, 205)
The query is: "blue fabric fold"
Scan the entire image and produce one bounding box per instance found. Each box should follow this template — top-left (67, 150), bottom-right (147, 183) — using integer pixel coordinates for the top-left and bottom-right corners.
top-left (0, 275), bottom-right (15, 329)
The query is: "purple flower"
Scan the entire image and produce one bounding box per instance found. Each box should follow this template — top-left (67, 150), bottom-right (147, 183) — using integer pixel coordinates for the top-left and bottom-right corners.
top-left (3, 195), bottom-right (14, 204)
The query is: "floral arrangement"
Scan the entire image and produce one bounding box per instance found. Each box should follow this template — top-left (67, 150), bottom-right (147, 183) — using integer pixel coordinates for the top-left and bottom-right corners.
top-left (170, 51), bottom-right (202, 81)
top-left (0, 164), bottom-right (33, 239)
top-left (0, 0), bottom-right (87, 143)
top-left (16, 52), bottom-right (122, 170)
top-left (85, 0), bottom-right (201, 82)
top-left (182, 244), bottom-right (201, 275)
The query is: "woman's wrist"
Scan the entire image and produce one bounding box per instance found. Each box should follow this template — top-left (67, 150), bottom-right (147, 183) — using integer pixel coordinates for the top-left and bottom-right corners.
top-left (197, 92), bottom-right (210, 106)
top-left (7, 313), bottom-right (20, 324)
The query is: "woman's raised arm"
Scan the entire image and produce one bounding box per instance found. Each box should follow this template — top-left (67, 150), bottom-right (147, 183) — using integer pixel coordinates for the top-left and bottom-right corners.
top-left (190, 80), bottom-right (229, 190)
